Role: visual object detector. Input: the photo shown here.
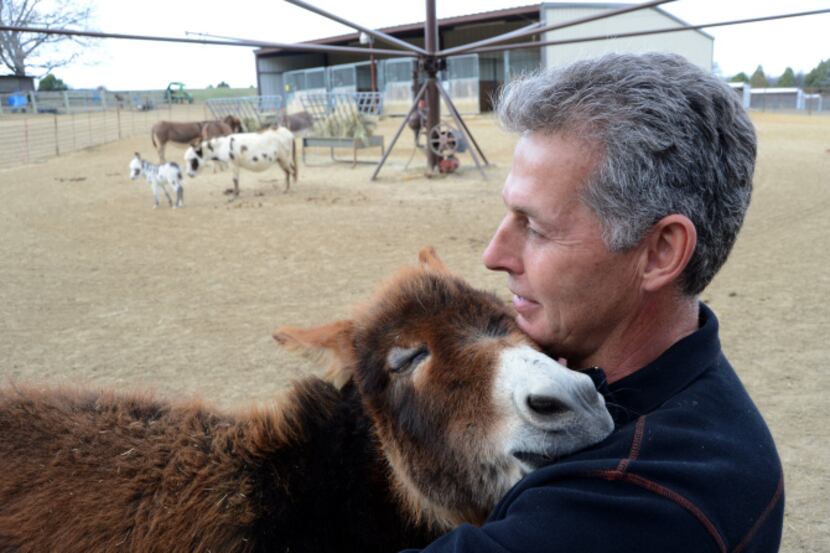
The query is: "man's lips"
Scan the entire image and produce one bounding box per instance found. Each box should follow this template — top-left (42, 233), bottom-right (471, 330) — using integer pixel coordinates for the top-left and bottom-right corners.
top-left (512, 293), bottom-right (540, 315)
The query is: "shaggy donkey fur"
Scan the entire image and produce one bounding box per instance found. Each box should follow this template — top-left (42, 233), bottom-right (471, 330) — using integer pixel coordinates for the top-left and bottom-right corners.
top-left (0, 248), bottom-right (612, 553)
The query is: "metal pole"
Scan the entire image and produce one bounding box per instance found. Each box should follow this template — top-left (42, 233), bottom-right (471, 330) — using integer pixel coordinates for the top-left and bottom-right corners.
top-left (24, 118), bottom-right (30, 164)
top-left (425, 0), bottom-right (440, 173)
top-left (28, 91), bottom-right (38, 114)
top-left (437, 83), bottom-right (488, 166)
top-left (54, 114), bottom-right (60, 156)
top-left (435, 21), bottom-right (544, 58)
top-left (284, 0), bottom-right (428, 56)
top-left (370, 51), bottom-right (377, 92)
top-left (371, 81), bottom-right (429, 180)
top-left (0, 24), bottom-right (416, 57)
top-left (435, 83), bottom-right (486, 180)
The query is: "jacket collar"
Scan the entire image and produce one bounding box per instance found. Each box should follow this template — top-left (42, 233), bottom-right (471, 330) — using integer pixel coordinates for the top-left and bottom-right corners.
top-left (579, 302), bottom-right (722, 426)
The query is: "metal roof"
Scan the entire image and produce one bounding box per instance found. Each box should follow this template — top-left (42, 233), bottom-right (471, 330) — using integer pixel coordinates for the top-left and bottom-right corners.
top-left (540, 2), bottom-right (713, 40)
top-left (255, 2), bottom-right (713, 57)
top-left (256, 4), bottom-right (541, 55)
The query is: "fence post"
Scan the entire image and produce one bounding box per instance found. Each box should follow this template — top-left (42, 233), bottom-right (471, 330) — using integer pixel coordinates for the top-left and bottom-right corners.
top-left (63, 90), bottom-right (70, 113)
top-left (117, 106), bottom-right (122, 140)
top-left (28, 91), bottom-right (38, 114)
top-left (54, 113), bottom-right (60, 156)
top-left (24, 117), bottom-right (30, 163)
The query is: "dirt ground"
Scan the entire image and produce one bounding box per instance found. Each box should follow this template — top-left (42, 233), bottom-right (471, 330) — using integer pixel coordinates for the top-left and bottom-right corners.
top-left (1, 112), bottom-right (827, 552)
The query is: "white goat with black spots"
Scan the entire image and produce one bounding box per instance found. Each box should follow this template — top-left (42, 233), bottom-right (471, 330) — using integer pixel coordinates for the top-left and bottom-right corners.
top-left (128, 152), bottom-right (184, 208)
top-left (185, 127), bottom-right (297, 198)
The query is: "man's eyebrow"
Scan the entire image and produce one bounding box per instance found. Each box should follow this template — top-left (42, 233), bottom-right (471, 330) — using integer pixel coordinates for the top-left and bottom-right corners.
top-left (510, 203), bottom-right (546, 224)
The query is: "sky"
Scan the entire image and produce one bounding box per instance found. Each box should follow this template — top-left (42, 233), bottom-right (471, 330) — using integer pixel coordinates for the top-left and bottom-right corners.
top-left (28, 0), bottom-right (830, 90)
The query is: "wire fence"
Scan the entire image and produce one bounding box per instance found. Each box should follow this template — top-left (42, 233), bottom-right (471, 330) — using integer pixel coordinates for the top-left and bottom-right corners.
top-left (0, 89), bottom-right (173, 115)
top-left (0, 104), bottom-right (208, 170)
top-left (206, 95), bottom-right (283, 130)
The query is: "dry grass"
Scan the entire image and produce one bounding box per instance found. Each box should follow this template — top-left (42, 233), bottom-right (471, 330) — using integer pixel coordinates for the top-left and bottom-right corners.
top-left (0, 111), bottom-right (827, 552)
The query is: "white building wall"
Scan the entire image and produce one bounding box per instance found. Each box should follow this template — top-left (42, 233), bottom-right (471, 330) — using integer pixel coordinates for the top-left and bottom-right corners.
top-left (542, 4), bottom-right (713, 72)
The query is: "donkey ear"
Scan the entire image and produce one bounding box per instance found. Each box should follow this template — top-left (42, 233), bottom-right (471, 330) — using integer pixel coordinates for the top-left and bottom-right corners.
top-left (418, 246), bottom-right (449, 272)
top-left (273, 320), bottom-right (356, 389)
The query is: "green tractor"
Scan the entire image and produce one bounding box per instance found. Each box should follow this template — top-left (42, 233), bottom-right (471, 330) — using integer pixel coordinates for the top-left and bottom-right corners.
top-left (165, 82), bottom-right (194, 104)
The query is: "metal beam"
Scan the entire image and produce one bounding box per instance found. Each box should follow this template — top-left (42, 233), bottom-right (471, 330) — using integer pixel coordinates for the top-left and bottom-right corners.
top-left (425, 0), bottom-right (440, 172)
top-left (0, 25), bottom-right (417, 57)
top-left (371, 81), bottom-right (429, 180)
top-left (438, 0), bottom-right (677, 57)
top-left (435, 20), bottom-right (544, 58)
top-left (284, 0), bottom-right (428, 56)
top-left (467, 7), bottom-right (830, 55)
top-left (435, 83), bottom-right (487, 180)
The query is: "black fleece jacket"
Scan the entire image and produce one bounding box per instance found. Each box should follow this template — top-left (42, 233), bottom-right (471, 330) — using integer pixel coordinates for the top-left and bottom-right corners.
top-left (404, 303), bottom-right (784, 553)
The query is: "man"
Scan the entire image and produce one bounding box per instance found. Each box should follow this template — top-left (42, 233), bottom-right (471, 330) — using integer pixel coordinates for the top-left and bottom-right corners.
top-left (406, 53), bottom-right (783, 552)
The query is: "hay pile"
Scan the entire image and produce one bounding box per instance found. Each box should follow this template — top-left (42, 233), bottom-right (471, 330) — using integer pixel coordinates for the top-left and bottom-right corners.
top-left (311, 106), bottom-right (378, 146)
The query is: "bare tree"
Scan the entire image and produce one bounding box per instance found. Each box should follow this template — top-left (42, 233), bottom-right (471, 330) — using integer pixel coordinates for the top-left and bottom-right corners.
top-left (0, 0), bottom-right (93, 77)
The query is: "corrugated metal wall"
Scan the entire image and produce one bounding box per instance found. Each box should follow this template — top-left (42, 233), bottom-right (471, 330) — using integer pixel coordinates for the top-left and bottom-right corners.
top-left (541, 5), bottom-right (713, 71)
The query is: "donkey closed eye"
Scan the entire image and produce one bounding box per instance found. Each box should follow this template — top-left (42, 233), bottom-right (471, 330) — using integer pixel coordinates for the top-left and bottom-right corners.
top-left (387, 346), bottom-right (430, 373)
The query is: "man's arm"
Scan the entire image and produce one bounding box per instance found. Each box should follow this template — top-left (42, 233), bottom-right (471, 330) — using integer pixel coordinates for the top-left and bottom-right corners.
top-left (403, 477), bottom-right (721, 553)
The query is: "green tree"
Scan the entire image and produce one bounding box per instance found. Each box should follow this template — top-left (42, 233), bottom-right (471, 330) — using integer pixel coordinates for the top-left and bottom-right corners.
top-left (776, 67), bottom-right (796, 87)
top-left (794, 71), bottom-right (806, 88)
top-left (730, 72), bottom-right (750, 83)
top-left (37, 73), bottom-right (69, 91)
top-left (749, 65), bottom-right (769, 88)
top-left (804, 59), bottom-right (830, 89)
top-left (217, 81), bottom-right (230, 88)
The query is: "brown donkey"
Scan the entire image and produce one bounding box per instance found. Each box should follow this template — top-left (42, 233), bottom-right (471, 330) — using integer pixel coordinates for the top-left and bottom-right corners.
top-left (151, 115), bottom-right (243, 162)
top-left (0, 248), bottom-right (612, 553)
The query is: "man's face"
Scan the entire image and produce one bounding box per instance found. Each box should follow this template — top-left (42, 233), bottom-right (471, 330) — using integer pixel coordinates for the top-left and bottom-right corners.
top-left (482, 132), bottom-right (645, 366)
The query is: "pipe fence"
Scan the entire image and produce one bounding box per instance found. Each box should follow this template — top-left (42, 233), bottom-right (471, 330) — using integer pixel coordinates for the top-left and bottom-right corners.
top-left (0, 103), bottom-right (208, 170)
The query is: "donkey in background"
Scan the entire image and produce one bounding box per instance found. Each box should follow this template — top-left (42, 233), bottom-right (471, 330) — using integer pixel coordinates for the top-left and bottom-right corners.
top-left (151, 115), bottom-right (243, 163)
top-left (129, 152), bottom-right (184, 209)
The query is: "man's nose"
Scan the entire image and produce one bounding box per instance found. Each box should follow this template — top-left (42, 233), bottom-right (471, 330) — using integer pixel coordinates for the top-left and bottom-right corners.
top-left (483, 217), bottom-right (521, 274)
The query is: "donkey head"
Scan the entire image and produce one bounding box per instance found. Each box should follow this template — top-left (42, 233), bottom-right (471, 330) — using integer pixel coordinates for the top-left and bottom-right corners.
top-left (274, 248), bottom-right (613, 528)
top-left (129, 153), bottom-right (143, 180)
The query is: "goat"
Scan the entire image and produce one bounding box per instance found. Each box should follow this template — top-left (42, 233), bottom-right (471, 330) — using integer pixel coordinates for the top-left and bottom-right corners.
top-left (0, 248), bottom-right (613, 553)
top-left (151, 116), bottom-right (243, 163)
top-left (128, 152), bottom-right (184, 208)
top-left (185, 127), bottom-right (298, 198)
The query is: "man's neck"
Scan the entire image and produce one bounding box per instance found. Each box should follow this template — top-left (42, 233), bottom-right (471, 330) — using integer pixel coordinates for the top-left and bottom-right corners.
top-left (579, 294), bottom-right (700, 383)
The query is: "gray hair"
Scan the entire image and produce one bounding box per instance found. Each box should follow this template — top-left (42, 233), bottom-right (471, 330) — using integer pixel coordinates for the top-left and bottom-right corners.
top-left (496, 52), bottom-right (756, 296)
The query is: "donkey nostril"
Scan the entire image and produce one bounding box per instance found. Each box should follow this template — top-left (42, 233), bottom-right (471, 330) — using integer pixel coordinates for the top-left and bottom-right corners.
top-left (527, 394), bottom-right (569, 417)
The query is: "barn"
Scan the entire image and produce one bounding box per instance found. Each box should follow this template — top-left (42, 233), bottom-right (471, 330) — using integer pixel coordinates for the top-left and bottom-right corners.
top-left (254, 2), bottom-right (713, 114)
top-left (749, 88), bottom-right (814, 112)
top-left (0, 75), bottom-right (35, 94)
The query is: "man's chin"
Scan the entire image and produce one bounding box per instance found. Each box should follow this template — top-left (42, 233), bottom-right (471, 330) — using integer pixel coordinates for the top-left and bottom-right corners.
top-left (515, 314), bottom-right (550, 346)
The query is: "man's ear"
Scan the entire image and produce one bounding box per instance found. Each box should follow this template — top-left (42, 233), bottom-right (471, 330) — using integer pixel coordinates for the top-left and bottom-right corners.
top-left (273, 320), bottom-right (356, 388)
top-left (641, 214), bottom-right (697, 293)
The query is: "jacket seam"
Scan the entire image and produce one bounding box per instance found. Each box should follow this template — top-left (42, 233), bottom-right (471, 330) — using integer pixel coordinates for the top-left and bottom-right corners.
top-left (731, 470), bottom-right (784, 553)
top-left (616, 415), bottom-right (646, 472)
top-left (586, 468), bottom-right (728, 553)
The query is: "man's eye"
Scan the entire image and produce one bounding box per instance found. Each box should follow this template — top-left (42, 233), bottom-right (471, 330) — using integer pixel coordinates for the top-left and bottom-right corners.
top-left (387, 346), bottom-right (430, 373)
